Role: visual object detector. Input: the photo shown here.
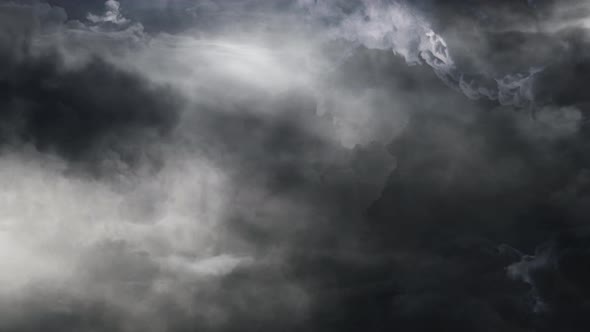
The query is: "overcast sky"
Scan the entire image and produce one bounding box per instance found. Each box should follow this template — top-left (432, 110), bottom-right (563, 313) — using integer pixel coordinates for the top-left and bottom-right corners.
top-left (1, 1), bottom-right (590, 331)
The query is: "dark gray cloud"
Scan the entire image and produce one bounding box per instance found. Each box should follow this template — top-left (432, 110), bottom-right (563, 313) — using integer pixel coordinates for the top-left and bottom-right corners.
top-left (0, 53), bottom-right (180, 173)
top-left (0, 5), bottom-right (180, 176)
top-left (1, 1), bottom-right (590, 332)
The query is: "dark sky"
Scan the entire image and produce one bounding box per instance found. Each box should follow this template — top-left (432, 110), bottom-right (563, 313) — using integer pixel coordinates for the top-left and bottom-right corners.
top-left (0, 1), bottom-right (589, 331)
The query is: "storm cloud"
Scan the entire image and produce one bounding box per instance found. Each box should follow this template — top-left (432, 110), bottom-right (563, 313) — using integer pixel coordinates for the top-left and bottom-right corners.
top-left (1, 1), bottom-right (590, 331)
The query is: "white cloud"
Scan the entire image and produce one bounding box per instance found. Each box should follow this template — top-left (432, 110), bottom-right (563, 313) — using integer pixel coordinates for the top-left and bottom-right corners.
top-left (87, 0), bottom-right (130, 26)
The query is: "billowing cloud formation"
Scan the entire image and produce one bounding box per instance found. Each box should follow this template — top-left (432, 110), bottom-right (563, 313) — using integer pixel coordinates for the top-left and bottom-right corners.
top-left (293, 0), bottom-right (590, 112)
top-left (1, 0), bottom-right (590, 331)
top-left (87, 0), bottom-right (129, 25)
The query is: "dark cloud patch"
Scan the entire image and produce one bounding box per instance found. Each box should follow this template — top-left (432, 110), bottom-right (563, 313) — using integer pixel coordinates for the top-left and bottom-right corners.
top-left (183, 47), bottom-right (590, 332)
top-left (534, 36), bottom-right (590, 107)
top-left (159, 48), bottom-right (590, 331)
top-left (360, 106), bottom-right (590, 331)
top-left (42, 0), bottom-right (305, 34)
top-left (0, 48), bottom-right (181, 176)
top-left (421, 0), bottom-right (590, 109)
top-left (39, 0), bottom-right (105, 20)
top-left (507, 229), bottom-right (590, 331)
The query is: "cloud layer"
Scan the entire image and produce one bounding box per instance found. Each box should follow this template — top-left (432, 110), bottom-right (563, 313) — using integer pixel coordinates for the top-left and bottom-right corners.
top-left (1, 1), bottom-right (590, 331)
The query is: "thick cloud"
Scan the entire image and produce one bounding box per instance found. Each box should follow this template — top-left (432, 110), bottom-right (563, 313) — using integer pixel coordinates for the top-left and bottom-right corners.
top-left (1, 1), bottom-right (590, 332)
top-left (0, 53), bottom-right (180, 174)
top-left (0, 2), bottom-right (179, 176)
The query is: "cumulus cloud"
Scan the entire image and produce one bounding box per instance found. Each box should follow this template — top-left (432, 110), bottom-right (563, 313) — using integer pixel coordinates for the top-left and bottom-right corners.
top-left (87, 0), bottom-right (129, 25)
